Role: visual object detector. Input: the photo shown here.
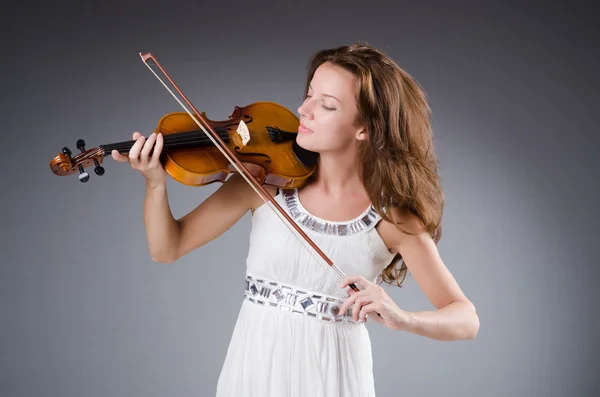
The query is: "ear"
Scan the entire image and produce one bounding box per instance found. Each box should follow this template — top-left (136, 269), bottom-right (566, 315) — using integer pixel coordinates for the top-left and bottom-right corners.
top-left (355, 126), bottom-right (368, 141)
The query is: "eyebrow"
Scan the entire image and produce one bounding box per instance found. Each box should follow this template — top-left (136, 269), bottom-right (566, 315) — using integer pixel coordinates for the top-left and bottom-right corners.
top-left (308, 85), bottom-right (340, 102)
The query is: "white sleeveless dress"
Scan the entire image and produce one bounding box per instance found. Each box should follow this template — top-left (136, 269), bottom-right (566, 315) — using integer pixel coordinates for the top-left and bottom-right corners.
top-left (215, 188), bottom-right (396, 396)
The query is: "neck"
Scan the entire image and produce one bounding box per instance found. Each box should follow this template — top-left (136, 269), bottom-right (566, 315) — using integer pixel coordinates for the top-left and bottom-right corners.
top-left (310, 150), bottom-right (365, 197)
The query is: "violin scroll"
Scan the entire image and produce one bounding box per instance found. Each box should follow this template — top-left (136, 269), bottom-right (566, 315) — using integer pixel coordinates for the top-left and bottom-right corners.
top-left (50, 139), bottom-right (106, 182)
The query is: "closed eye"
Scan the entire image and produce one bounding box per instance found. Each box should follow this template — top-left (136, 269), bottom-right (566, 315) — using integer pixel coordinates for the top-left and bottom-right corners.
top-left (305, 94), bottom-right (336, 110)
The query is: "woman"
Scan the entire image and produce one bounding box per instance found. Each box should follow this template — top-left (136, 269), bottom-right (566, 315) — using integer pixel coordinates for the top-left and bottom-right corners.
top-left (112, 42), bottom-right (479, 396)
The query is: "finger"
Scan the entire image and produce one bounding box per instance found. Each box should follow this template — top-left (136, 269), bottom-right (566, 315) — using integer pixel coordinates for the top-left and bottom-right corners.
top-left (340, 275), bottom-right (371, 290)
top-left (140, 133), bottom-right (156, 166)
top-left (352, 296), bottom-right (373, 323)
top-left (150, 133), bottom-right (164, 164)
top-left (129, 136), bottom-right (146, 163)
top-left (111, 149), bottom-right (129, 162)
top-left (339, 296), bottom-right (354, 316)
top-left (360, 303), bottom-right (384, 324)
top-left (132, 131), bottom-right (142, 140)
top-left (347, 288), bottom-right (369, 299)
top-left (339, 289), bottom-right (371, 314)
top-left (339, 290), bottom-right (362, 315)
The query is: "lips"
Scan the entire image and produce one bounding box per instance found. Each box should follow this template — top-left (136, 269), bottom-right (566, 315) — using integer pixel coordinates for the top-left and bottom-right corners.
top-left (298, 123), bottom-right (313, 133)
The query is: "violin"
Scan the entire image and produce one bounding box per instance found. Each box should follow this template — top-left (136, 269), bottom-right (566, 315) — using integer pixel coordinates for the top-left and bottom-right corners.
top-left (49, 102), bottom-right (318, 187)
top-left (50, 52), bottom-right (365, 296)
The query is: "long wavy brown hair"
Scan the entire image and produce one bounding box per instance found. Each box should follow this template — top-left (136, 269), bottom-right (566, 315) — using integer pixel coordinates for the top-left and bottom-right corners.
top-left (303, 42), bottom-right (444, 287)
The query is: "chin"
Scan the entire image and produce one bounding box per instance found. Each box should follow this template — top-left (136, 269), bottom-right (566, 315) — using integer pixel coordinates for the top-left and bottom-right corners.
top-left (294, 134), bottom-right (322, 166)
top-left (295, 133), bottom-right (318, 152)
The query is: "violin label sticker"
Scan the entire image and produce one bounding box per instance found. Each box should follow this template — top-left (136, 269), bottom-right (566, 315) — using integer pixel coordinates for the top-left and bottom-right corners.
top-left (236, 120), bottom-right (251, 146)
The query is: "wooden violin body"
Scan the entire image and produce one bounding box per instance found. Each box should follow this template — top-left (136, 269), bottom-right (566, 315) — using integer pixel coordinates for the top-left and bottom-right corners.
top-left (156, 101), bottom-right (316, 187)
top-left (50, 101), bottom-right (318, 188)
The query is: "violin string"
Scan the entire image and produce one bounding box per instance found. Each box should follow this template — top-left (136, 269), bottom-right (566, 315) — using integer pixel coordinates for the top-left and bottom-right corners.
top-left (101, 132), bottom-right (233, 153)
top-left (106, 131), bottom-right (229, 148)
top-left (79, 129), bottom-right (228, 165)
top-left (70, 133), bottom-right (230, 162)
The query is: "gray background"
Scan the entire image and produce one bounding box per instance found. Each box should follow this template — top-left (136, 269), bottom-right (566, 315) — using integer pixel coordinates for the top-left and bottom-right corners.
top-left (2, 1), bottom-right (598, 396)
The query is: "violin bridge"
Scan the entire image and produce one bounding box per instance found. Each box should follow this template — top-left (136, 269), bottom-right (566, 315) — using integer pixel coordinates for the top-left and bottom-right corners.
top-left (236, 120), bottom-right (251, 146)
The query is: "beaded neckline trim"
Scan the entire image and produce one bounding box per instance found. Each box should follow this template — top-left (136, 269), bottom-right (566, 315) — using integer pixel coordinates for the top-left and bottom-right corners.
top-left (282, 188), bottom-right (381, 236)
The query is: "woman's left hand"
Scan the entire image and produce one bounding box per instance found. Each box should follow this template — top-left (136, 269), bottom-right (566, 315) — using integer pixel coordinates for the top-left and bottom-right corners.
top-left (338, 275), bottom-right (411, 330)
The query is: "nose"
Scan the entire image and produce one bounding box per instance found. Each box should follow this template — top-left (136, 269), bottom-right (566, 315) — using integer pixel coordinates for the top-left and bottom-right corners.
top-left (297, 97), bottom-right (314, 120)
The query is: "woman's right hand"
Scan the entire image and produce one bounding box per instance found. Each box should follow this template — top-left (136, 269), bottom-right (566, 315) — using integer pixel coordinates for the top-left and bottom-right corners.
top-left (111, 132), bottom-right (167, 187)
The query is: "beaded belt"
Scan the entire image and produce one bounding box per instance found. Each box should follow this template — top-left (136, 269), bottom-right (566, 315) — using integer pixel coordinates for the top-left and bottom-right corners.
top-left (244, 274), bottom-right (358, 324)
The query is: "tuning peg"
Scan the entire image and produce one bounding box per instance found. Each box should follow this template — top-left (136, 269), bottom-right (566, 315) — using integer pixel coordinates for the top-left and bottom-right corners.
top-left (77, 139), bottom-right (86, 152)
top-left (77, 138), bottom-right (104, 176)
top-left (78, 165), bottom-right (89, 182)
top-left (61, 145), bottom-right (89, 182)
top-left (65, 142), bottom-right (88, 182)
top-left (62, 146), bottom-right (72, 160)
top-left (94, 164), bottom-right (105, 176)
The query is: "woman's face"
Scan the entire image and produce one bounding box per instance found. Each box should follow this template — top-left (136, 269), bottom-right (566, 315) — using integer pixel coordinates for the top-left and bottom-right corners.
top-left (296, 62), bottom-right (367, 153)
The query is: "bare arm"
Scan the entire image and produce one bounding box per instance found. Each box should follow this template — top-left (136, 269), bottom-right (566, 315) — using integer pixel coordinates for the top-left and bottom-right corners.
top-left (339, 209), bottom-right (479, 341)
top-left (142, 180), bottom-right (180, 262)
top-left (146, 172), bottom-right (267, 263)
top-left (167, 172), bottom-right (273, 262)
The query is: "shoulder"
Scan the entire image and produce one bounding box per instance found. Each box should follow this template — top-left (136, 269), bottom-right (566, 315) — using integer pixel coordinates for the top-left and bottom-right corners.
top-left (376, 206), bottom-right (428, 254)
top-left (219, 173), bottom-right (278, 212)
top-left (248, 182), bottom-right (278, 212)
